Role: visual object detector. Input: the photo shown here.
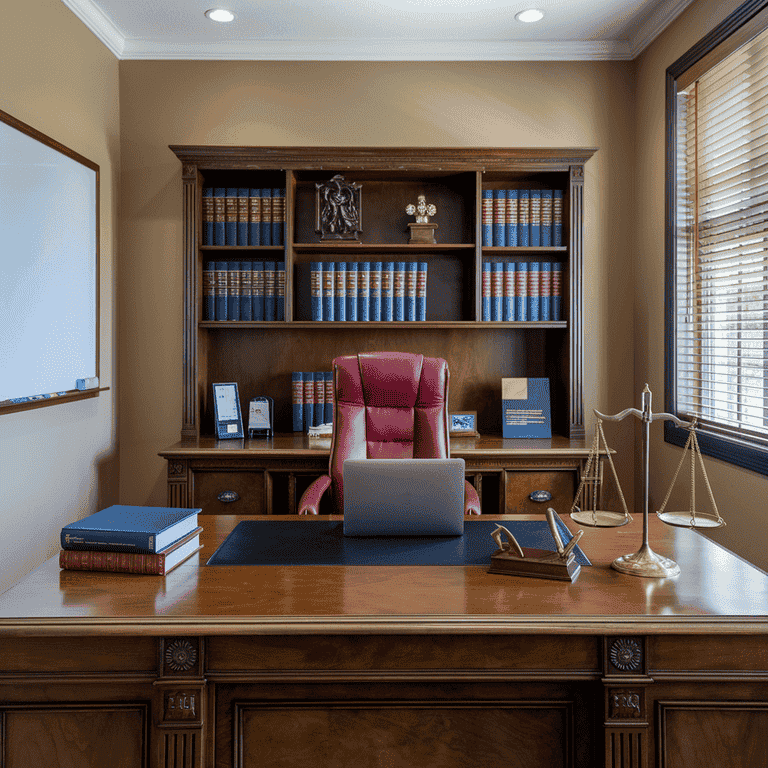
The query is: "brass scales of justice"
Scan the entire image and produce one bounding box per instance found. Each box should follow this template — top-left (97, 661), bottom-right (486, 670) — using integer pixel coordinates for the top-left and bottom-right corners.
top-left (570, 384), bottom-right (725, 578)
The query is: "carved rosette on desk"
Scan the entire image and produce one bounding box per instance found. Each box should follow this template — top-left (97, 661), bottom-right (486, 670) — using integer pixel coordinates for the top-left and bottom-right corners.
top-left (316, 174), bottom-right (362, 241)
top-left (405, 194), bottom-right (438, 243)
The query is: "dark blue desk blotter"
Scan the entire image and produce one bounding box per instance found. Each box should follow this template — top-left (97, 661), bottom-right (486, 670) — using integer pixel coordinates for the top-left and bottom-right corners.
top-left (206, 519), bottom-right (590, 567)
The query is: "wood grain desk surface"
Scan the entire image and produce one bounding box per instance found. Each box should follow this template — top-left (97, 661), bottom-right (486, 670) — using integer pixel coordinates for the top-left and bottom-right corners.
top-left (0, 514), bottom-right (766, 636)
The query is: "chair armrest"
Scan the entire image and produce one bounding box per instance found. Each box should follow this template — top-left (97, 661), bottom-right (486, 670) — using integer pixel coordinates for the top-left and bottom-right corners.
top-left (464, 479), bottom-right (481, 515)
top-left (298, 475), bottom-right (332, 515)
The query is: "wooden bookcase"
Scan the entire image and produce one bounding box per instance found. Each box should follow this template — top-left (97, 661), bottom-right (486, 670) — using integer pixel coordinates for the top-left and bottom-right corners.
top-left (163, 146), bottom-right (598, 515)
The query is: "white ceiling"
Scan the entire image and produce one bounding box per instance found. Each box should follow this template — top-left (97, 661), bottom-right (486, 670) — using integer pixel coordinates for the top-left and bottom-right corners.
top-left (61, 0), bottom-right (694, 61)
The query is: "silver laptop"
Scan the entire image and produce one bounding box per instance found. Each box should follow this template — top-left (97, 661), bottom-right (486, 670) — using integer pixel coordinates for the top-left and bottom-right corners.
top-left (343, 458), bottom-right (465, 536)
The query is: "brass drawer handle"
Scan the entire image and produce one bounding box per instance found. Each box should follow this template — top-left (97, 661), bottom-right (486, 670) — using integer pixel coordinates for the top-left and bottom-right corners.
top-left (217, 490), bottom-right (240, 503)
top-left (529, 490), bottom-right (552, 503)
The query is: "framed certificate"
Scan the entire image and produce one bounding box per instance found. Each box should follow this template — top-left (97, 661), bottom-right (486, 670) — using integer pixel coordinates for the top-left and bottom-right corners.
top-left (449, 411), bottom-right (479, 437)
top-left (248, 396), bottom-right (274, 438)
top-left (212, 382), bottom-right (244, 439)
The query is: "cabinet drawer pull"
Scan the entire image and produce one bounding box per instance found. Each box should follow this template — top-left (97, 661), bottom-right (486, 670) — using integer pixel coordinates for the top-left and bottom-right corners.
top-left (217, 490), bottom-right (240, 503)
top-left (529, 490), bottom-right (552, 503)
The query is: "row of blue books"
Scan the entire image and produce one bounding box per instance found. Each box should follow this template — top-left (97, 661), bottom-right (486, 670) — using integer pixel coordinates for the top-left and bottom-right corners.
top-left (481, 189), bottom-right (563, 248)
top-left (311, 261), bottom-right (428, 322)
top-left (292, 372), bottom-right (333, 432)
top-left (482, 262), bottom-right (563, 321)
top-left (202, 187), bottom-right (286, 246)
top-left (204, 261), bottom-right (285, 321)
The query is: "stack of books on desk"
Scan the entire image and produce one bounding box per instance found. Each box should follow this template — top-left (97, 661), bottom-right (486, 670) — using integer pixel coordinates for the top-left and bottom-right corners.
top-left (59, 505), bottom-right (202, 575)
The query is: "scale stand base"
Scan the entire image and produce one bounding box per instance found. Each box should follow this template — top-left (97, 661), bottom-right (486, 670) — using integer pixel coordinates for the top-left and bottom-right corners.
top-left (611, 544), bottom-right (681, 578)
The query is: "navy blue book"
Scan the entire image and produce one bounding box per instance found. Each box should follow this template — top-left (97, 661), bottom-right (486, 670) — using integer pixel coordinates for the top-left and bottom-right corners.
top-left (503, 261), bottom-right (515, 322)
top-left (292, 372), bottom-right (304, 431)
top-left (530, 190), bottom-right (541, 247)
top-left (358, 261), bottom-right (370, 321)
top-left (260, 188), bottom-right (272, 246)
top-left (553, 190), bottom-right (563, 246)
top-left (552, 262), bottom-right (563, 320)
top-left (203, 261), bottom-right (216, 320)
top-left (527, 262), bottom-right (540, 321)
top-left (240, 262), bottom-right (253, 321)
top-left (405, 262), bottom-right (418, 321)
top-left (481, 188), bottom-right (493, 246)
top-left (215, 261), bottom-right (228, 320)
top-left (323, 262), bottom-right (335, 321)
top-left (225, 188), bottom-right (238, 245)
top-left (313, 372), bottom-right (324, 427)
top-left (311, 261), bottom-right (323, 321)
top-left (540, 190), bottom-right (553, 247)
top-left (345, 262), bottom-right (358, 321)
top-left (506, 190), bottom-right (518, 247)
top-left (515, 261), bottom-right (528, 321)
top-left (540, 262), bottom-right (552, 321)
top-left (493, 189), bottom-right (506, 247)
top-left (248, 188), bottom-right (261, 245)
top-left (302, 372), bottom-right (313, 433)
top-left (252, 262), bottom-right (264, 321)
top-left (324, 371), bottom-right (334, 424)
top-left (491, 262), bottom-right (503, 321)
top-left (237, 188), bottom-right (249, 245)
top-left (272, 188), bottom-right (285, 246)
top-left (61, 505), bottom-right (200, 554)
top-left (394, 261), bottom-right (406, 321)
top-left (518, 190), bottom-right (530, 247)
top-left (264, 261), bottom-right (276, 321)
top-left (416, 262), bottom-right (427, 321)
top-left (369, 261), bottom-right (381, 321)
top-left (214, 188), bottom-right (226, 245)
top-left (482, 262), bottom-right (491, 321)
top-left (202, 187), bottom-right (214, 245)
top-left (227, 261), bottom-right (241, 321)
top-left (334, 261), bottom-right (346, 321)
top-left (382, 262), bottom-right (394, 321)
top-left (276, 262), bottom-right (285, 320)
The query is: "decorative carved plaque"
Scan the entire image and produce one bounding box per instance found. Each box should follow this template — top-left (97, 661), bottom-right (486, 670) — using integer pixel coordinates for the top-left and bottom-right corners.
top-left (609, 638), bottom-right (643, 673)
top-left (164, 691), bottom-right (197, 721)
top-left (164, 639), bottom-right (198, 673)
top-left (609, 689), bottom-right (642, 719)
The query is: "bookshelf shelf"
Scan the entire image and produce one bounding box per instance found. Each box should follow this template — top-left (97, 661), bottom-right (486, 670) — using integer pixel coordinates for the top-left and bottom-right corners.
top-left (198, 320), bottom-right (569, 330)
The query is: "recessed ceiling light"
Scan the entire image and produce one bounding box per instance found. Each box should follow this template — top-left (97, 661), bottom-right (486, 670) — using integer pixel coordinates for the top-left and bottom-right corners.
top-left (515, 9), bottom-right (544, 23)
top-left (205, 9), bottom-right (235, 23)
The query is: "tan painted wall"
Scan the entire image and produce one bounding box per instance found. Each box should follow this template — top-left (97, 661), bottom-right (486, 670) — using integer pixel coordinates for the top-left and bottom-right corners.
top-left (635, 0), bottom-right (768, 571)
top-left (117, 60), bottom-right (637, 512)
top-left (0, 0), bottom-right (119, 592)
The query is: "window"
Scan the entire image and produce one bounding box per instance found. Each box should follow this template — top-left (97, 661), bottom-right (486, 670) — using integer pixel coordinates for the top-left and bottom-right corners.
top-left (666, 0), bottom-right (768, 475)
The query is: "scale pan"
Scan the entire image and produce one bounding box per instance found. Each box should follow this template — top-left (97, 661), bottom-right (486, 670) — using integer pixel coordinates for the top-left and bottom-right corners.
top-left (570, 509), bottom-right (629, 528)
top-left (656, 511), bottom-right (724, 528)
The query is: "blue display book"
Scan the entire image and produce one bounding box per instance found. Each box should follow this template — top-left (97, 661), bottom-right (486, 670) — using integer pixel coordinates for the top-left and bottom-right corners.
top-left (61, 505), bottom-right (200, 554)
top-left (501, 377), bottom-right (551, 438)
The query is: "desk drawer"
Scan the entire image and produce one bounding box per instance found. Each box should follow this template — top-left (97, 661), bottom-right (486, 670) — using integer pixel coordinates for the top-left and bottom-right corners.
top-left (193, 470), bottom-right (266, 515)
top-left (503, 470), bottom-right (575, 515)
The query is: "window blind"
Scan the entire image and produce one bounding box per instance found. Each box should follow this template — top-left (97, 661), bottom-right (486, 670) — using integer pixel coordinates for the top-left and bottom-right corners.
top-left (675, 25), bottom-right (768, 449)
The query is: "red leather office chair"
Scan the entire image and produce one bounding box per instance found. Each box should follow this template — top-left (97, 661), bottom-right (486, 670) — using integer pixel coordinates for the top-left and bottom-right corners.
top-left (298, 351), bottom-right (482, 516)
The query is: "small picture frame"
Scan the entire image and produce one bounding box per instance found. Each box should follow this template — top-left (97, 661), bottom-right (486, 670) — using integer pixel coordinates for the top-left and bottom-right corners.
top-left (212, 382), bottom-right (244, 439)
top-left (449, 411), bottom-right (479, 437)
top-left (248, 396), bottom-right (274, 438)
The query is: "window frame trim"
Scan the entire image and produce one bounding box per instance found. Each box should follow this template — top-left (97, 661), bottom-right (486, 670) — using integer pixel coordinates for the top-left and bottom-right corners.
top-left (665, 0), bottom-right (768, 477)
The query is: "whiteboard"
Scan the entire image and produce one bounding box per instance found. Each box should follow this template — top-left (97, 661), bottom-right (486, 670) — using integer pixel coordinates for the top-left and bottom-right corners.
top-left (0, 111), bottom-right (98, 403)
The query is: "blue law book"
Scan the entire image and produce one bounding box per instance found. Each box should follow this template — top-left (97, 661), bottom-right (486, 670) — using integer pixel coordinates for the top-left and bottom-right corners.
top-left (506, 190), bottom-right (519, 247)
top-left (518, 190), bottom-right (530, 247)
top-left (540, 189), bottom-right (553, 247)
top-left (491, 262), bottom-right (503, 321)
top-left (540, 262), bottom-right (552, 321)
top-left (503, 261), bottom-right (515, 322)
top-left (214, 188), bottom-right (226, 245)
top-left (313, 372), bottom-right (325, 427)
top-left (369, 261), bottom-right (382, 321)
top-left (202, 187), bottom-right (214, 245)
top-left (227, 261), bottom-right (241, 320)
top-left (405, 262), bottom-right (418, 321)
top-left (215, 261), bottom-right (228, 320)
top-left (493, 189), bottom-right (507, 247)
top-left (276, 262), bottom-right (285, 320)
top-left (527, 262), bottom-right (540, 321)
top-left (334, 261), bottom-right (346, 321)
top-left (237, 188), bottom-right (250, 245)
top-left (248, 188), bottom-right (261, 245)
top-left (260, 188), bottom-right (272, 246)
top-left (310, 261), bottom-right (323, 321)
top-left (515, 261), bottom-right (528, 321)
top-left (502, 378), bottom-right (551, 439)
top-left (394, 261), bottom-right (406, 321)
top-left (553, 190), bottom-right (564, 246)
top-left (482, 262), bottom-right (491, 321)
top-left (382, 262), bottom-right (394, 321)
top-left (264, 261), bottom-right (276, 321)
top-left (416, 262), bottom-right (428, 321)
top-left (240, 262), bottom-right (253, 321)
top-left (272, 188), bottom-right (285, 246)
top-left (324, 371), bottom-right (334, 424)
top-left (204, 261), bottom-right (216, 320)
top-left (302, 372), bottom-right (313, 433)
top-left (252, 261), bottom-right (264, 321)
top-left (552, 262), bottom-right (563, 320)
top-left (61, 505), bottom-right (200, 554)
top-left (346, 262), bottom-right (358, 321)
top-left (358, 261), bottom-right (370, 321)
top-left (529, 190), bottom-right (541, 247)
top-left (225, 188), bottom-right (238, 245)
top-left (292, 372), bottom-right (304, 431)
top-left (481, 189), bottom-right (493, 246)
top-left (323, 262), bottom-right (335, 321)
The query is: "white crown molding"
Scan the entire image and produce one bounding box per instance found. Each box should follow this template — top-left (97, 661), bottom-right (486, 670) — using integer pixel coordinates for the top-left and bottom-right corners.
top-left (60, 0), bottom-right (126, 58)
top-left (629, 0), bottom-right (696, 58)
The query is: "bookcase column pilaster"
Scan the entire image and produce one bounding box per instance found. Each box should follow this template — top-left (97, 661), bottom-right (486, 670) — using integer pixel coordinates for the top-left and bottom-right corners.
top-left (569, 164), bottom-right (585, 440)
top-left (181, 164), bottom-right (199, 440)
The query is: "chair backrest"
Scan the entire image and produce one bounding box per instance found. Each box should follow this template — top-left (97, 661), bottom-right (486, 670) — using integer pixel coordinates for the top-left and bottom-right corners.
top-left (328, 351), bottom-right (451, 514)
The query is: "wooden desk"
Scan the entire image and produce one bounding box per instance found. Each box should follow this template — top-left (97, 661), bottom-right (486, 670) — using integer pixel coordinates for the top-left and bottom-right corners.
top-left (0, 515), bottom-right (766, 768)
